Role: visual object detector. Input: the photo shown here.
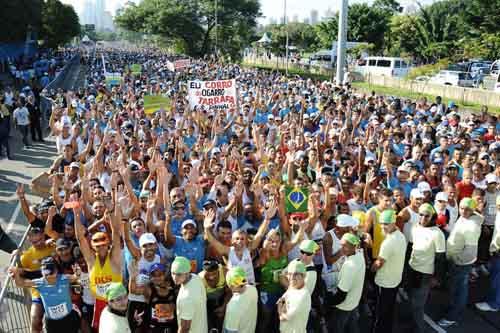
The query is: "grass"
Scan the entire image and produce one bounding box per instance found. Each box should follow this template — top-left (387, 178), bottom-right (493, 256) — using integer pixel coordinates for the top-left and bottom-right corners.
top-left (352, 81), bottom-right (500, 115)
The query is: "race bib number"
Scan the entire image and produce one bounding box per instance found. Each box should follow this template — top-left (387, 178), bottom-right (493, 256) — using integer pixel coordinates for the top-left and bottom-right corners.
top-left (152, 303), bottom-right (174, 322)
top-left (96, 283), bottom-right (111, 298)
top-left (47, 303), bottom-right (69, 320)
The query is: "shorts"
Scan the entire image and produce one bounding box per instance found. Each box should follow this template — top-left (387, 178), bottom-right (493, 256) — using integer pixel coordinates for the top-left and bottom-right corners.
top-left (46, 310), bottom-right (80, 333)
top-left (80, 302), bottom-right (94, 324)
top-left (91, 299), bottom-right (107, 330)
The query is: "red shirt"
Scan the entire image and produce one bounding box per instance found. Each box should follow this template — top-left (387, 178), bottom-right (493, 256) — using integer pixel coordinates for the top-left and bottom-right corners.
top-left (455, 181), bottom-right (475, 201)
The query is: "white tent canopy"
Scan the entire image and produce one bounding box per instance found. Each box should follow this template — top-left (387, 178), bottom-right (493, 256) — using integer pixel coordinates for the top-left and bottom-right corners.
top-left (257, 32), bottom-right (271, 44)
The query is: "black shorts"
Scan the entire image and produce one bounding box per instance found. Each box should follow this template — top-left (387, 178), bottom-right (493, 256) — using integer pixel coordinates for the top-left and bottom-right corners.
top-left (46, 310), bottom-right (80, 333)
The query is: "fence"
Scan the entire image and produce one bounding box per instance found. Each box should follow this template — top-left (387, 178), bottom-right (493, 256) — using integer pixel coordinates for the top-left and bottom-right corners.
top-left (362, 72), bottom-right (500, 109)
top-left (0, 227), bottom-right (35, 333)
top-left (243, 56), bottom-right (335, 77)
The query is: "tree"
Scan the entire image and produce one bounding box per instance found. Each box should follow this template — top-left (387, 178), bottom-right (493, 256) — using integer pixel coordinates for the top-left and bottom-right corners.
top-left (263, 23), bottom-right (318, 55)
top-left (116, 0), bottom-right (261, 60)
top-left (461, 0), bottom-right (500, 36)
top-left (373, 0), bottom-right (402, 12)
top-left (41, 0), bottom-right (80, 48)
top-left (0, 0), bottom-right (42, 43)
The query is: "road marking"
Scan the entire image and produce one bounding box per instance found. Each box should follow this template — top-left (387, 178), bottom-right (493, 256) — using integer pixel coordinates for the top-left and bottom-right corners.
top-left (6, 202), bottom-right (20, 233)
top-left (424, 314), bottom-right (447, 333)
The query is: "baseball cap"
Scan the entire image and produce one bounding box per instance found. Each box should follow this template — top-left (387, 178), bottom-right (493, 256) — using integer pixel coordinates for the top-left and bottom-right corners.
top-left (29, 226), bottom-right (44, 234)
top-left (341, 233), bottom-right (360, 246)
top-left (336, 214), bottom-right (360, 228)
top-left (435, 192), bottom-right (449, 202)
top-left (149, 263), bottom-right (166, 274)
top-left (380, 210), bottom-right (396, 224)
top-left (181, 219), bottom-right (197, 229)
top-left (417, 181), bottom-right (431, 193)
top-left (397, 165), bottom-right (410, 173)
top-left (460, 197), bottom-right (477, 210)
top-left (486, 174), bottom-right (498, 184)
top-left (69, 162), bottom-right (80, 169)
top-left (410, 189), bottom-right (425, 199)
top-left (91, 232), bottom-right (110, 247)
top-left (202, 199), bottom-right (217, 208)
top-left (105, 283), bottom-right (127, 301)
top-left (299, 240), bottom-right (319, 254)
top-left (55, 238), bottom-right (72, 250)
top-left (139, 233), bottom-right (157, 247)
top-left (287, 259), bottom-right (306, 274)
top-left (418, 203), bottom-right (435, 216)
top-left (226, 266), bottom-right (247, 287)
top-left (171, 256), bottom-right (191, 274)
top-left (139, 190), bottom-right (150, 198)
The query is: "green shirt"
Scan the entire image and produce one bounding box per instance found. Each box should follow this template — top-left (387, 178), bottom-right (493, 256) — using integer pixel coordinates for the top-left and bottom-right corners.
top-left (260, 255), bottom-right (288, 294)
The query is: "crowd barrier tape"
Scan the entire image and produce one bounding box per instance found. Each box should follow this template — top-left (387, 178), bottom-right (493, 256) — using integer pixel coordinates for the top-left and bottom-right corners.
top-left (0, 226), bottom-right (36, 333)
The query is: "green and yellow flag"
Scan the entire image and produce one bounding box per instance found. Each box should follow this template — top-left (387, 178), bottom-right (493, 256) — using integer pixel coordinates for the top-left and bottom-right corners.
top-left (143, 95), bottom-right (171, 114)
top-left (130, 64), bottom-right (141, 75)
top-left (285, 186), bottom-right (309, 213)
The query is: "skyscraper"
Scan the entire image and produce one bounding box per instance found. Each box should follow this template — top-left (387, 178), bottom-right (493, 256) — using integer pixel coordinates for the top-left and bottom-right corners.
top-left (95, 0), bottom-right (105, 31)
top-left (310, 9), bottom-right (319, 25)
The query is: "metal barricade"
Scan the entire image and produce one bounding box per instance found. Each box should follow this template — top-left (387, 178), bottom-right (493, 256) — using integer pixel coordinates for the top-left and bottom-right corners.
top-left (0, 227), bottom-right (36, 333)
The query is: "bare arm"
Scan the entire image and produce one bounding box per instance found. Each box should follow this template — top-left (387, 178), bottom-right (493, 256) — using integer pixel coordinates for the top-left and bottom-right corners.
top-left (203, 209), bottom-right (230, 256)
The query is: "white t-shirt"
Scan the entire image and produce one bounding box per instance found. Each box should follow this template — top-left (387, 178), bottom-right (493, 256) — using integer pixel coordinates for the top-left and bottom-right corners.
top-left (99, 306), bottom-right (132, 333)
top-left (375, 229), bottom-right (407, 288)
top-left (489, 211), bottom-right (500, 253)
top-left (13, 107), bottom-right (30, 126)
top-left (279, 287), bottom-right (311, 333)
top-left (176, 274), bottom-right (208, 333)
top-left (56, 134), bottom-right (73, 154)
top-left (223, 285), bottom-right (258, 333)
top-left (447, 215), bottom-right (482, 265)
top-left (409, 225), bottom-right (445, 274)
top-left (336, 251), bottom-right (365, 311)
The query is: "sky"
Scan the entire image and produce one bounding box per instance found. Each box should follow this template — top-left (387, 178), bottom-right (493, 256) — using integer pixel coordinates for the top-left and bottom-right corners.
top-left (60, 0), bottom-right (437, 23)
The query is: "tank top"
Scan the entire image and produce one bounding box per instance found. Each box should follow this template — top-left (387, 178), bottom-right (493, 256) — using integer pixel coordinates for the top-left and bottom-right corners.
top-left (148, 284), bottom-right (176, 329)
top-left (403, 207), bottom-right (420, 243)
top-left (321, 229), bottom-right (345, 274)
top-left (89, 254), bottom-right (122, 301)
top-left (260, 255), bottom-right (288, 294)
top-left (368, 206), bottom-right (384, 259)
top-left (129, 255), bottom-right (161, 302)
top-left (228, 247), bottom-right (255, 284)
top-left (199, 265), bottom-right (226, 309)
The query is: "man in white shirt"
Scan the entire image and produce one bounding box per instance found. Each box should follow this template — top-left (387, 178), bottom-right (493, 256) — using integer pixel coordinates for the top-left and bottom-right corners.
top-left (371, 210), bottom-right (407, 333)
top-left (223, 266), bottom-right (258, 333)
top-left (326, 233), bottom-right (365, 333)
top-left (13, 101), bottom-right (31, 147)
top-left (171, 256), bottom-right (208, 333)
top-left (278, 259), bottom-right (311, 333)
top-left (439, 197), bottom-right (482, 328)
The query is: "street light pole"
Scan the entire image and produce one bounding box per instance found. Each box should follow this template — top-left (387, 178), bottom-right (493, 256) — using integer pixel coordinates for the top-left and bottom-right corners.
top-left (215, 0), bottom-right (218, 55)
top-left (336, 0), bottom-right (348, 85)
top-left (284, 0), bottom-right (289, 76)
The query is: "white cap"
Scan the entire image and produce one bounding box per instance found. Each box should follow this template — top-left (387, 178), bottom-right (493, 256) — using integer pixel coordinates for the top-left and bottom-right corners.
top-left (336, 214), bottom-right (359, 228)
top-left (364, 156), bottom-right (376, 165)
top-left (268, 114), bottom-right (274, 120)
top-left (486, 174), bottom-right (498, 184)
top-left (417, 181), bottom-right (431, 193)
top-left (139, 233), bottom-right (157, 247)
top-left (410, 188), bottom-right (425, 199)
top-left (435, 192), bottom-right (449, 202)
top-left (181, 219), bottom-right (197, 229)
top-left (303, 114), bottom-right (310, 120)
top-left (69, 162), bottom-right (80, 169)
top-left (397, 165), bottom-right (410, 173)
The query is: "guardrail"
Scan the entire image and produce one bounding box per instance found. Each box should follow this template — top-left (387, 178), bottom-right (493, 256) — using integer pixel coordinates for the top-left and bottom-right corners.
top-left (0, 226), bottom-right (35, 333)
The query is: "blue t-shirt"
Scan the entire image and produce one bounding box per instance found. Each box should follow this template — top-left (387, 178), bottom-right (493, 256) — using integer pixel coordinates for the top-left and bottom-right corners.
top-left (173, 235), bottom-right (205, 273)
top-left (34, 275), bottom-right (73, 320)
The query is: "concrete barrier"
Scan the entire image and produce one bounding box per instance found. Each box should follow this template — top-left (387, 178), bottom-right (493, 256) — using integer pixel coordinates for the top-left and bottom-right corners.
top-left (362, 73), bottom-right (500, 108)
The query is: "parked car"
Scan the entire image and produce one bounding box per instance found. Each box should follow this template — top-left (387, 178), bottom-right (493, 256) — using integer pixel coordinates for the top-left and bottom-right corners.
top-left (429, 70), bottom-right (474, 87)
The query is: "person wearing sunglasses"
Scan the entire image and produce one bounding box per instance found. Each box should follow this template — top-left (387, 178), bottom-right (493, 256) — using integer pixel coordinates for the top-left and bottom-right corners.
top-left (407, 203), bottom-right (446, 333)
top-left (98, 283), bottom-right (131, 333)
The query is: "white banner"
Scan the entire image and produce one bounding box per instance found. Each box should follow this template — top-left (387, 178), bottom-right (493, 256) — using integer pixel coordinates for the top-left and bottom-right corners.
top-left (188, 79), bottom-right (237, 111)
top-left (166, 59), bottom-right (190, 72)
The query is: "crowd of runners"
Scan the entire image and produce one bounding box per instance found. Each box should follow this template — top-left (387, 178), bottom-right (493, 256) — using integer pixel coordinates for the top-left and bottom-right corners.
top-left (1, 46), bottom-right (499, 333)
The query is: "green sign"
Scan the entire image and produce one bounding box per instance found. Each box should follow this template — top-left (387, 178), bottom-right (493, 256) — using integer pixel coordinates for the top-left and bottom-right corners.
top-left (130, 64), bottom-right (142, 75)
top-left (144, 95), bottom-right (171, 114)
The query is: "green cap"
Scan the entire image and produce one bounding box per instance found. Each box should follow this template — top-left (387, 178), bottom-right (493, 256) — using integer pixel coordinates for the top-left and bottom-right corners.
top-left (459, 197), bottom-right (476, 210)
top-left (418, 203), bottom-right (435, 216)
top-left (380, 209), bottom-right (396, 224)
top-left (171, 256), bottom-right (191, 274)
top-left (105, 283), bottom-right (127, 301)
top-left (287, 259), bottom-right (306, 274)
top-left (226, 266), bottom-right (247, 287)
top-left (299, 240), bottom-right (319, 254)
top-left (341, 233), bottom-right (360, 247)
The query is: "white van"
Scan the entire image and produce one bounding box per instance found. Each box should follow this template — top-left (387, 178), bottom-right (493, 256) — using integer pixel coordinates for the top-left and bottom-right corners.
top-left (429, 70), bottom-right (474, 87)
top-left (355, 57), bottom-right (411, 77)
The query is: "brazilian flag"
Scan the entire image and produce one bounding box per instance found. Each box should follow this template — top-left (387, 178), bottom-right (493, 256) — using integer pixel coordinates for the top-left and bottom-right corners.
top-left (285, 186), bottom-right (309, 213)
top-left (130, 64), bottom-right (142, 75)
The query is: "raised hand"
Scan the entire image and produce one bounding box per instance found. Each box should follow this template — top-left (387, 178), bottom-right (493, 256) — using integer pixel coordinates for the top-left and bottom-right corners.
top-left (203, 209), bottom-right (216, 230)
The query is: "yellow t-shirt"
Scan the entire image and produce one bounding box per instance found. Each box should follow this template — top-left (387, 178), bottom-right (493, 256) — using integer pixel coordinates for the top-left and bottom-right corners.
top-left (89, 254), bottom-right (122, 301)
top-left (20, 245), bottom-right (56, 298)
top-left (368, 207), bottom-right (384, 259)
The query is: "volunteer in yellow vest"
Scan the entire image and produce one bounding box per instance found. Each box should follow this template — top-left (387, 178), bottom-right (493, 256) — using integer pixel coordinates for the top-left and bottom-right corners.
top-left (223, 266), bottom-right (258, 333)
top-left (73, 203), bottom-right (122, 331)
top-left (371, 210), bottom-right (407, 333)
top-left (364, 189), bottom-right (394, 259)
top-left (20, 227), bottom-right (56, 333)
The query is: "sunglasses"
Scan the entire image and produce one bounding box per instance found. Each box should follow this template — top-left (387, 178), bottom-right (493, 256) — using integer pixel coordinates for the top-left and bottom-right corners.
top-left (300, 250), bottom-right (314, 256)
top-left (419, 213), bottom-right (431, 218)
top-left (173, 206), bottom-right (185, 211)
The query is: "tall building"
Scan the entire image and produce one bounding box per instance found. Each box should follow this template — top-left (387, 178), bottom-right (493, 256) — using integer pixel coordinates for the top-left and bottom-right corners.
top-left (310, 9), bottom-right (319, 25)
top-left (95, 0), bottom-right (105, 31)
top-left (323, 7), bottom-right (336, 21)
top-left (269, 17), bottom-right (277, 25)
top-left (292, 14), bottom-right (299, 23)
top-left (82, 0), bottom-right (95, 26)
top-left (303, 17), bottom-right (310, 24)
top-left (102, 11), bottom-right (115, 31)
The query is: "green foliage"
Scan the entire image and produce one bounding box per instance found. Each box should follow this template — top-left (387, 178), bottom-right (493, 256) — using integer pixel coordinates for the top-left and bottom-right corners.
top-left (116, 0), bottom-right (260, 60)
top-left (41, 0), bottom-right (80, 48)
top-left (0, 0), bottom-right (42, 43)
top-left (406, 58), bottom-right (450, 80)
